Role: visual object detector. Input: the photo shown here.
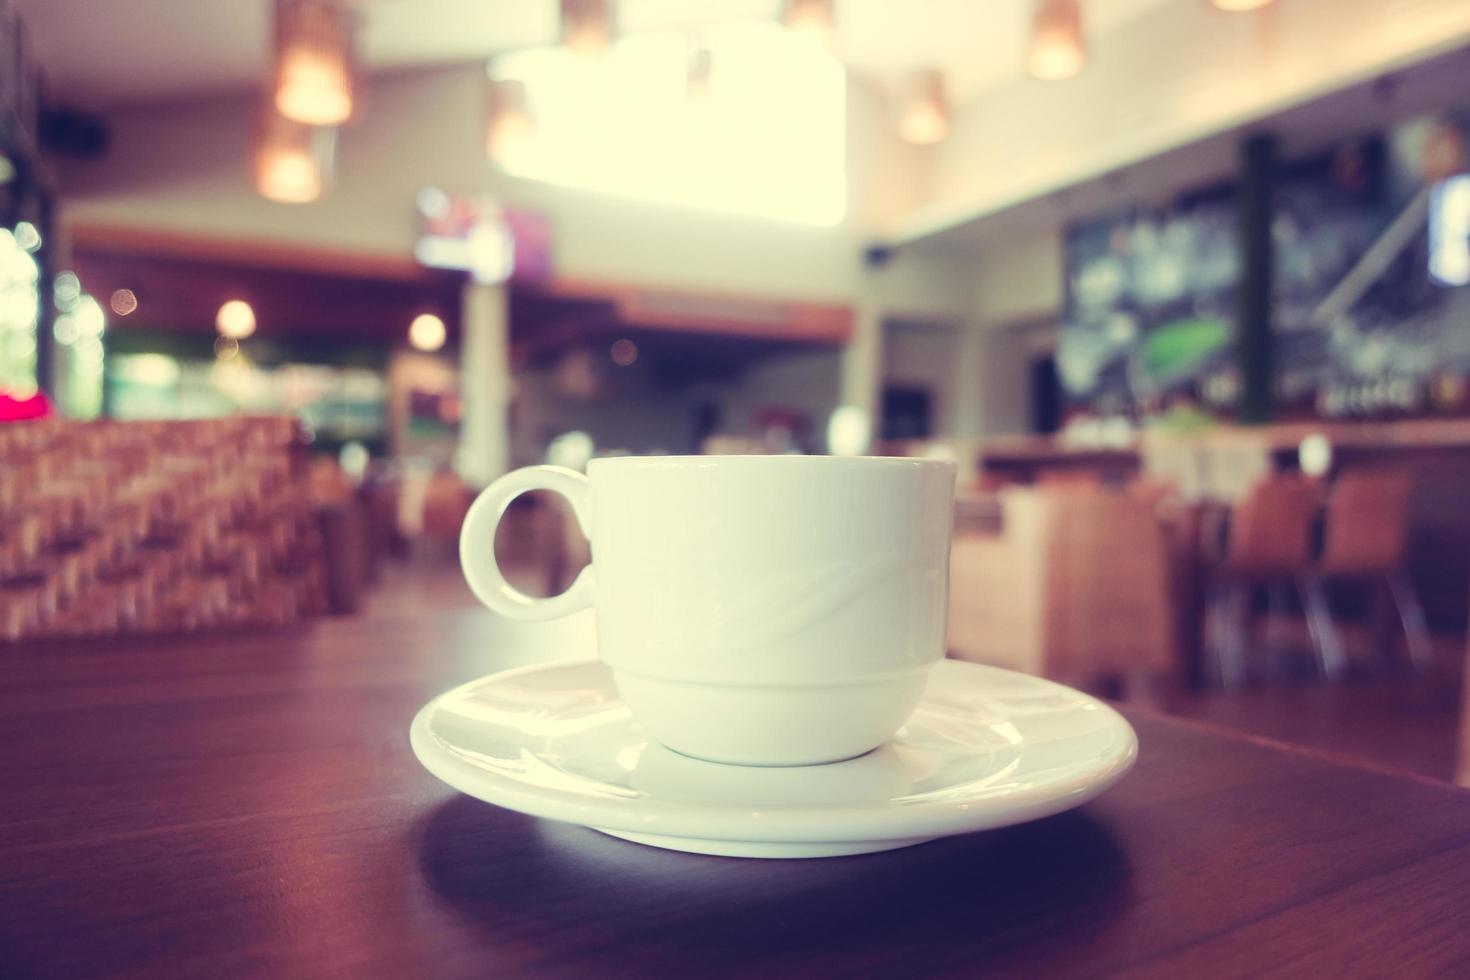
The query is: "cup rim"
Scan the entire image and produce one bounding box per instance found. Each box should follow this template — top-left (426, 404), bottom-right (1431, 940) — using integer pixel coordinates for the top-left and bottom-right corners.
top-left (587, 454), bottom-right (956, 470)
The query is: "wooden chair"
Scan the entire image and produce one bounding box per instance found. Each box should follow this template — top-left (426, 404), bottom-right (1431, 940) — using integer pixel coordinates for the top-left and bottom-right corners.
top-left (1314, 472), bottom-right (1431, 671)
top-left (420, 469), bottom-right (471, 545)
top-left (1040, 489), bottom-right (1177, 691)
top-left (1209, 475), bottom-right (1341, 686)
top-left (948, 487), bottom-right (1176, 696)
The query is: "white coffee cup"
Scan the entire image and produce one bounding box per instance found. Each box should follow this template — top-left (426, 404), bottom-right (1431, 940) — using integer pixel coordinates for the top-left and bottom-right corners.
top-left (459, 455), bottom-right (955, 766)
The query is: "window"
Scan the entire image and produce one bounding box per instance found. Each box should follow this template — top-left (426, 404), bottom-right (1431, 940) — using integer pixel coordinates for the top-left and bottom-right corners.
top-left (491, 22), bottom-right (846, 226)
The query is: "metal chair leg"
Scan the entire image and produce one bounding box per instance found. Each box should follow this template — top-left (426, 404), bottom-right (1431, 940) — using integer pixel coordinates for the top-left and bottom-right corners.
top-left (1298, 576), bottom-right (1347, 680)
top-left (1204, 587), bottom-right (1225, 685)
top-left (1387, 570), bottom-right (1433, 672)
top-left (1265, 582), bottom-right (1290, 661)
top-left (1217, 583), bottom-right (1251, 688)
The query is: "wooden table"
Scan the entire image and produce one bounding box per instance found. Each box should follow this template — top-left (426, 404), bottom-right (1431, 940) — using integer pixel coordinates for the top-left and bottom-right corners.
top-left (5, 605), bottom-right (1470, 978)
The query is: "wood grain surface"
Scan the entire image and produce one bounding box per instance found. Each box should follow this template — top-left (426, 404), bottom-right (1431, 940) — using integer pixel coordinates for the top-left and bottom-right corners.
top-left (4, 598), bottom-right (1470, 978)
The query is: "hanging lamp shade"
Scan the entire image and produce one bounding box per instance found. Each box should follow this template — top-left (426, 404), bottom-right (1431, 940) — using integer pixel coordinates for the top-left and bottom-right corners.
top-left (1027, 0), bottom-right (1086, 81)
top-left (486, 78), bottom-right (534, 167)
top-left (272, 0), bottom-right (358, 126)
top-left (561, 0), bottom-right (614, 56)
top-left (254, 105), bottom-right (335, 203)
top-left (686, 48), bottom-right (714, 102)
top-left (899, 69), bottom-right (949, 145)
top-left (782, 0), bottom-right (836, 44)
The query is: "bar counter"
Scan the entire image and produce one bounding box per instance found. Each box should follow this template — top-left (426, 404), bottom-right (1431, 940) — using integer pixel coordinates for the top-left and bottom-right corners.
top-left (976, 417), bottom-right (1470, 487)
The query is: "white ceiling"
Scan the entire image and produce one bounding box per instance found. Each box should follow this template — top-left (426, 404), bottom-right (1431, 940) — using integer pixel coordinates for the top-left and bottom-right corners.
top-left (14, 0), bottom-right (1173, 110)
top-left (910, 47), bottom-right (1470, 251)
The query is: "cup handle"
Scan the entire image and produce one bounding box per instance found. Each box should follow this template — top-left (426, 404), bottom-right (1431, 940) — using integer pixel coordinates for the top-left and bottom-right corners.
top-left (458, 465), bottom-right (595, 621)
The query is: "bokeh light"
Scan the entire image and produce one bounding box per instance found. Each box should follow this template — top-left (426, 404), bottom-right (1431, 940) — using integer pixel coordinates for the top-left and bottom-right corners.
top-left (610, 338), bottom-right (638, 366)
top-left (13, 221), bottom-right (41, 252)
top-left (408, 313), bottom-right (447, 352)
top-left (216, 300), bottom-right (257, 339)
top-left (110, 288), bottom-right (138, 316)
top-left (74, 295), bottom-right (106, 337)
top-left (54, 272), bottom-right (81, 311)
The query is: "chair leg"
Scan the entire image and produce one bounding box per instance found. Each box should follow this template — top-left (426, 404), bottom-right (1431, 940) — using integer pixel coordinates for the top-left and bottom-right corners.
top-left (1121, 667), bottom-right (1171, 711)
top-left (1265, 582), bottom-right (1290, 661)
top-left (1204, 587), bottom-right (1224, 686)
top-left (1218, 583), bottom-right (1251, 689)
top-left (1298, 576), bottom-right (1347, 681)
top-left (1206, 587), bottom-right (1233, 688)
top-left (1387, 570), bottom-right (1434, 672)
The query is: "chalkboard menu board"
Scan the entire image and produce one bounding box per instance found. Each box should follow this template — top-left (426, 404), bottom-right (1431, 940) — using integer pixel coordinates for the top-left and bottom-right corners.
top-left (1061, 110), bottom-right (1470, 422)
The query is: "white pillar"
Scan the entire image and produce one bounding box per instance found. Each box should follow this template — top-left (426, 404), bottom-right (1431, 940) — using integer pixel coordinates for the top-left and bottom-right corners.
top-left (951, 320), bottom-right (986, 440)
top-left (836, 280), bottom-right (883, 453)
top-left (457, 280), bottom-right (511, 488)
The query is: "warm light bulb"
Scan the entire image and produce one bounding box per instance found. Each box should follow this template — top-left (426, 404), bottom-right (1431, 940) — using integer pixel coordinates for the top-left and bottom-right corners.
top-left (409, 313), bottom-right (447, 352)
top-left (900, 104), bottom-right (947, 144)
top-left (276, 49), bottom-right (352, 125)
top-left (782, 0), bottom-right (836, 45)
top-left (259, 146), bottom-right (322, 203)
top-left (486, 79), bottom-right (534, 167)
top-left (560, 0), bottom-right (612, 56)
top-left (1210, 0), bottom-right (1274, 10)
top-left (900, 70), bottom-right (949, 145)
top-left (273, 0), bottom-right (356, 125)
top-left (1027, 0), bottom-right (1086, 81)
top-left (254, 107), bottom-right (333, 203)
top-left (216, 300), bottom-right (257, 340)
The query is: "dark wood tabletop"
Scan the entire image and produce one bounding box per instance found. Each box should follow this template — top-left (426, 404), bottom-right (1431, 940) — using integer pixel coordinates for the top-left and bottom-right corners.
top-left (5, 599), bottom-right (1470, 979)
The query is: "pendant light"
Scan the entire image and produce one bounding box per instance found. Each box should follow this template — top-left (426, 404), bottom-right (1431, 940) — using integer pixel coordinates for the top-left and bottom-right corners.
top-left (561, 0), bottom-right (613, 57)
top-left (686, 48), bottom-right (713, 102)
top-left (1027, 0), bottom-right (1086, 81)
top-left (899, 70), bottom-right (949, 145)
top-left (782, 0), bottom-right (836, 44)
top-left (272, 0), bottom-right (358, 126)
top-left (1211, 0), bottom-right (1274, 10)
top-left (254, 105), bottom-right (335, 203)
top-left (485, 78), bottom-right (534, 167)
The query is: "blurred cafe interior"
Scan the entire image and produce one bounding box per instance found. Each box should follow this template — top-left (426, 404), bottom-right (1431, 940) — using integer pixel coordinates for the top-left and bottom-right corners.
top-left (4, 0), bottom-right (1470, 878)
top-left (5, 0), bottom-right (1470, 770)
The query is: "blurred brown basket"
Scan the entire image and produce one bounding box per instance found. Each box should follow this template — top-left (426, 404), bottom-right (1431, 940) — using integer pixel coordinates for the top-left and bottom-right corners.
top-left (0, 416), bottom-right (326, 642)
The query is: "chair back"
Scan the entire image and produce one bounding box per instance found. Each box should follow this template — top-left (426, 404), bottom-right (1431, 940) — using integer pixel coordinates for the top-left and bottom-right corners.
top-left (948, 487), bottom-right (1175, 681)
top-left (420, 469), bottom-right (470, 541)
top-left (1224, 476), bottom-right (1322, 574)
top-left (1039, 489), bottom-right (1176, 678)
top-left (1319, 472), bottom-right (1413, 574)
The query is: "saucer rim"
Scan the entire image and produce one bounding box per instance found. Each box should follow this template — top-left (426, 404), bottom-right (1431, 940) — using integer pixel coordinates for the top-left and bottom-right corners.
top-left (410, 658), bottom-right (1138, 845)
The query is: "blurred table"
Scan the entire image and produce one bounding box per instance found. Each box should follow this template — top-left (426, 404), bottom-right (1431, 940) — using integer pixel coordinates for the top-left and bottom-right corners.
top-left (5, 602), bottom-right (1470, 977)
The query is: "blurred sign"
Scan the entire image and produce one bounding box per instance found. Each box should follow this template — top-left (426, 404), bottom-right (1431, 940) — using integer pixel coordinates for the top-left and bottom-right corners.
top-left (1061, 110), bottom-right (1470, 421)
top-left (1430, 173), bottom-right (1470, 287)
top-left (413, 187), bottom-right (552, 284)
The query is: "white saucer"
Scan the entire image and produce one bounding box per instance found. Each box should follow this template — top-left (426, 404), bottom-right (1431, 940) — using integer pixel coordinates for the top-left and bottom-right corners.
top-left (410, 658), bottom-right (1138, 859)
